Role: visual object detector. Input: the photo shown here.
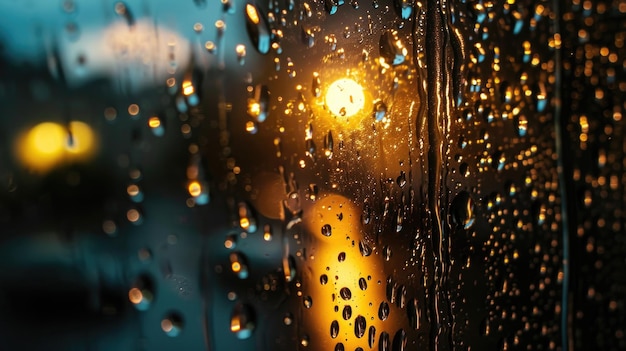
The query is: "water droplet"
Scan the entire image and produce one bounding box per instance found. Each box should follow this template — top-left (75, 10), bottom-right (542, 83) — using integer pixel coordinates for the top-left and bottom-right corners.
top-left (378, 301), bottom-right (390, 320)
top-left (238, 201), bottom-right (257, 233)
top-left (245, 3), bottom-right (271, 54)
top-left (229, 252), bottom-right (249, 279)
top-left (407, 298), bottom-right (420, 330)
top-left (283, 255), bottom-right (297, 282)
top-left (396, 285), bottom-right (406, 308)
top-left (392, 329), bottom-right (407, 351)
top-left (335, 343), bottom-right (345, 351)
top-left (359, 277), bottom-right (368, 290)
top-left (368, 326), bottom-right (377, 348)
top-left (393, 0), bottom-right (412, 19)
top-left (338, 252), bottom-right (346, 262)
top-left (379, 30), bottom-right (408, 65)
top-left (304, 295), bottom-right (313, 308)
top-left (235, 44), bottom-right (247, 65)
top-left (324, 130), bottom-right (334, 159)
top-left (322, 224), bottom-right (332, 236)
top-left (383, 246), bottom-right (392, 261)
top-left (450, 191), bottom-right (476, 230)
top-left (359, 240), bottom-right (372, 256)
top-left (161, 312), bottom-right (183, 337)
top-left (330, 320), bottom-right (340, 338)
top-left (247, 84), bottom-right (270, 123)
top-left (320, 274), bottom-right (329, 285)
top-left (379, 331), bottom-right (390, 351)
top-left (302, 26), bottom-right (316, 48)
top-left (230, 303), bottom-right (255, 339)
top-left (355, 315), bottom-right (366, 338)
top-left (128, 275), bottom-right (154, 311)
top-left (340, 287), bottom-right (352, 300)
top-left (325, 0), bottom-right (339, 14)
top-left (373, 100), bottom-right (388, 121)
top-left (342, 305), bottom-right (352, 320)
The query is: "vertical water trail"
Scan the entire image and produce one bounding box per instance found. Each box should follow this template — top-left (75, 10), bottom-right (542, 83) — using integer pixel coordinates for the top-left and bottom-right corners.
top-left (551, 0), bottom-right (572, 349)
top-left (423, 0), bottom-right (453, 349)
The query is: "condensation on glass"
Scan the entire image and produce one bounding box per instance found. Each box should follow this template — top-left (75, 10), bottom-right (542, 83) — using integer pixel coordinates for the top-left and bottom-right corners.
top-left (0, 0), bottom-right (624, 350)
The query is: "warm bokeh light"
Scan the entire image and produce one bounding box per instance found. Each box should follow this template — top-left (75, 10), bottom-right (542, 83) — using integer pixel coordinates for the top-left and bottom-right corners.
top-left (325, 78), bottom-right (366, 117)
top-left (187, 180), bottom-right (202, 197)
top-left (246, 4), bottom-right (260, 24)
top-left (302, 194), bottom-right (391, 351)
top-left (16, 121), bottom-right (97, 173)
top-left (182, 81), bottom-right (195, 96)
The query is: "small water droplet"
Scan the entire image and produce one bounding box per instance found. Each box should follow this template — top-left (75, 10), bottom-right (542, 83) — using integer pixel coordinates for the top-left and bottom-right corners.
top-left (330, 320), bottom-right (340, 338)
top-left (161, 312), bottom-right (183, 337)
top-left (304, 295), bottom-right (313, 308)
top-left (229, 252), bottom-right (249, 279)
top-left (338, 252), bottom-right (346, 262)
top-left (320, 274), bottom-right (329, 285)
top-left (322, 224), bottom-right (332, 236)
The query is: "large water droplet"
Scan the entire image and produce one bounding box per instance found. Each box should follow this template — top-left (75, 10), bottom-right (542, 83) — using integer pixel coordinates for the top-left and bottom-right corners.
top-left (450, 190), bottom-right (476, 230)
top-left (368, 326), bottom-right (376, 348)
top-left (161, 312), bottom-right (183, 337)
top-left (320, 274), bottom-right (329, 285)
top-left (340, 287), bottom-right (352, 300)
top-left (379, 30), bottom-right (408, 65)
top-left (392, 329), bottom-right (407, 351)
top-left (379, 331), bottom-right (390, 351)
top-left (359, 277), bottom-right (368, 290)
top-left (245, 3), bottom-right (271, 54)
top-left (379, 301), bottom-right (390, 320)
top-left (355, 315), bottom-right (366, 338)
top-left (322, 224), bottom-right (332, 236)
top-left (230, 303), bottom-right (255, 339)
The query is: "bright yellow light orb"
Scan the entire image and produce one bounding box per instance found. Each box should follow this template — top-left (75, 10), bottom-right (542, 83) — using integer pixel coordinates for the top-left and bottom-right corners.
top-left (325, 78), bottom-right (365, 117)
top-left (17, 121), bottom-right (96, 173)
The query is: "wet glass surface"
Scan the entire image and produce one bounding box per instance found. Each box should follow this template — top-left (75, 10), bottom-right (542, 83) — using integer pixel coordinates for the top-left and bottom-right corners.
top-left (0, 0), bottom-right (624, 350)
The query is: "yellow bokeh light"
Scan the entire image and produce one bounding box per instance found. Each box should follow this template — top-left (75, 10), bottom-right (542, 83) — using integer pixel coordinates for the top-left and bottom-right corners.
top-left (231, 262), bottom-right (241, 273)
top-left (148, 116), bottom-right (161, 128)
top-left (182, 81), bottom-right (195, 96)
top-left (16, 121), bottom-right (97, 173)
top-left (188, 180), bottom-right (202, 197)
top-left (325, 78), bottom-right (365, 117)
top-left (246, 4), bottom-right (260, 24)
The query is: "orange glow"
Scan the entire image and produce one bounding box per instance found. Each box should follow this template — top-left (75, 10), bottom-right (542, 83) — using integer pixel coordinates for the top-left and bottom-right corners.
top-left (230, 317), bottom-right (242, 332)
top-left (128, 288), bottom-right (143, 304)
top-left (16, 121), bottom-right (97, 173)
top-left (302, 194), bottom-right (391, 350)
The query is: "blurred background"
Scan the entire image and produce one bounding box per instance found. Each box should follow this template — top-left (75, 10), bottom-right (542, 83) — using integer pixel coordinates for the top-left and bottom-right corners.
top-left (0, 0), bottom-right (623, 350)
